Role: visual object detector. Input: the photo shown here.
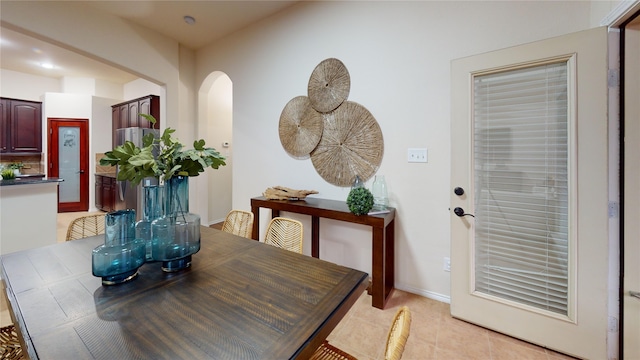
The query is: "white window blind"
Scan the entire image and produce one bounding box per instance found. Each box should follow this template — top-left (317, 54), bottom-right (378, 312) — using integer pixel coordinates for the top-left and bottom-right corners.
top-left (473, 62), bottom-right (569, 315)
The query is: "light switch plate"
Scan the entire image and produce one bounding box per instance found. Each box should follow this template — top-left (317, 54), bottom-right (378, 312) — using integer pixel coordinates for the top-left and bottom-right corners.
top-left (408, 148), bottom-right (428, 163)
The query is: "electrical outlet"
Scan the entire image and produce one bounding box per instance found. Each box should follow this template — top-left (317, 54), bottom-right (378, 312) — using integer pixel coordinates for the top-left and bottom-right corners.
top-left (443, 257), bottom-right (451, 272)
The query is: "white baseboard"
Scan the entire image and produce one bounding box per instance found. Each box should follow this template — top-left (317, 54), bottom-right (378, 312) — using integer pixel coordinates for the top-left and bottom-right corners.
top-left (206, 217), bottom-right (225, 227)
top-left (394, 283), bottom-right (451, 304)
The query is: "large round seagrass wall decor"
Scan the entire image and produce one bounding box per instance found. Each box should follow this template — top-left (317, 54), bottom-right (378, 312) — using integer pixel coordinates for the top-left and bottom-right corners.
top-left (278, 96), bottom-right (324, 157)
top-left (307, 58), bottom-right (351, 113)
top-left (310, 101), bottom-right (383, 187)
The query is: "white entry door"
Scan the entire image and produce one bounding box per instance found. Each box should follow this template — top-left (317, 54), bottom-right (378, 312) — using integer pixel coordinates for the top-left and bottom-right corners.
top-left (450, 27), bottom-right (609, 359)
top-left (624, 14), bottom-right (640, 360)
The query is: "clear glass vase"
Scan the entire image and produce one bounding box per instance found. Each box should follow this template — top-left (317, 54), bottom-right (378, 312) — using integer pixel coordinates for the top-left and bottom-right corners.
top-left (92, 210), bottom-right (146, 285)
top-left (136, 182), bottom-right (164, 261)
top-left (351, 175), bottom-right (364, 189)
top-left (151, 176), bottom-right (201, 272)
top-left (371, 175), bottom-right (389, 210)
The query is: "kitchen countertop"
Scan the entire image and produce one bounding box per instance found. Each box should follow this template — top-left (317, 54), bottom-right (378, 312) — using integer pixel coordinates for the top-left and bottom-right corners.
top-left (95, 172), bottom-right (116, 178)
top-left (0, 177), bottom-right (63, 186)
top-left (16, 173), bottom-right (45, 178)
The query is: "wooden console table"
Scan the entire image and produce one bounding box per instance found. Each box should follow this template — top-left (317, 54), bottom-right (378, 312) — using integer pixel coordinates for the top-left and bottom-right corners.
top-left (251, 196), bottom-right (395, 309)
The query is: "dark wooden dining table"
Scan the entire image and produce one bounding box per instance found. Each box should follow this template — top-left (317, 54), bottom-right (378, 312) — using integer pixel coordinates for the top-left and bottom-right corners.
top-left (1, 226), bottom-right (368, 359)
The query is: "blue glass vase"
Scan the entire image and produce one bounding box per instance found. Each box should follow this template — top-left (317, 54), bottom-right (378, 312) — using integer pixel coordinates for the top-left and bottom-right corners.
top-left (92, 210), bottom-right (146, 285)
top-left (151, 176), bottom-right (201, 272)
top-left (136, 183), bottom-right (164, 261)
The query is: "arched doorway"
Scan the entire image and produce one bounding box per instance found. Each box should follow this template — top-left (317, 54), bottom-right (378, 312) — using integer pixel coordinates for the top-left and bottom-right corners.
top-left (198, 71), bottom-right (233, 225)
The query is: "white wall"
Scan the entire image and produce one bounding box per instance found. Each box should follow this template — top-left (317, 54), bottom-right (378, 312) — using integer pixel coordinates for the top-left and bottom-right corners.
top-left (0, 69), bottom-right (60, 100)
top-left (1, 70), bottom-right (124, 101)
top-left (1, 1), bottom-right (188, 133)
top-left (92, 96), bottom-right (120, 211)
top-left (95, 80), bottom-right (124, 100)
top-left (61, 77), bottom-right (96, 95)
top-left (123, 79), bottom-right (164, 103)
top-left (206, 73), bottom-right (233, 225)
top-left (195, 1), bottom-right (610, 300)
top-left (91, 96), bottom-right (118, 155)
top-left (1, 0), bottom-right (621, 301)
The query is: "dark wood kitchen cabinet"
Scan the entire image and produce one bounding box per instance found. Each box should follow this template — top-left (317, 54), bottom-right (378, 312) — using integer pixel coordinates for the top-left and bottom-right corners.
top-left (111, 95), bottom-right (160, 148)
top-left (0, 100), bottom-right (6, 153)
top-left (95, 174), bottom-right (116, 212)
top-left (128, 101), bottom-right (140, 127)
top-left (0, 98), bottom-right (42, 154)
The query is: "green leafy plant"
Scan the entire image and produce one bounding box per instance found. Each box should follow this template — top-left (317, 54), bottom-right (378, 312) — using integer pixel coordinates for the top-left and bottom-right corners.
top-left (346, 187), bottom-right (374, 215)
top-left (1, 169), bottom-right (16, 180)
top-left (99, 114), bottom-right (226, 185)
top-left (8, 162), bottom-right (24, 170)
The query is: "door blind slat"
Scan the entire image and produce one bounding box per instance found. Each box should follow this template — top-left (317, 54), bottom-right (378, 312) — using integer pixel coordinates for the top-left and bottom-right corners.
top-left (473, 61), bottom-right (569, 316)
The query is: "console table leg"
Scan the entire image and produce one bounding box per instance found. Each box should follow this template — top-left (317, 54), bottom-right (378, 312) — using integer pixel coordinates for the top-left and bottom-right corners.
top-left (371, 226), bottom-right (385, 309)
top-left (312, 216), bottom-right (320, 258)
top-left (251, 206), bottom-right (259, 240)
top-left (385, 219), bottom-right (395, 301)
top-left (250, 197), bottom-right (395, 309)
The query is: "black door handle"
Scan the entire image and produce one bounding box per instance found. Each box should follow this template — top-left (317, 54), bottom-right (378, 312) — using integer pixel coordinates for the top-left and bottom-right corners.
top-left (454, 207), bottom-right (475, 217)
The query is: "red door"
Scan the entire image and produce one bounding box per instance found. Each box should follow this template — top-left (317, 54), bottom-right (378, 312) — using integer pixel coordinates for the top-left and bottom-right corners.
top-left (48, 118), bottom-right (89, 212)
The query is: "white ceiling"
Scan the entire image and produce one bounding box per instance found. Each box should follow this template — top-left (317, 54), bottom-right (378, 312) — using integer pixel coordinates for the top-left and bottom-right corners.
top-left (0, 1), bottom-right (299, 84)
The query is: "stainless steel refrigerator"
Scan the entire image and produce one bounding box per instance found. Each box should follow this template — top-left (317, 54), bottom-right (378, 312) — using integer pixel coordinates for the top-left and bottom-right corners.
top-left (115, 127), bottom-right (159, 219)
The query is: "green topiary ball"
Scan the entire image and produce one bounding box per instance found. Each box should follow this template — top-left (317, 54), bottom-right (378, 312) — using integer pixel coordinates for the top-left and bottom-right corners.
top-left (346, 187), bottom-right (374, 215)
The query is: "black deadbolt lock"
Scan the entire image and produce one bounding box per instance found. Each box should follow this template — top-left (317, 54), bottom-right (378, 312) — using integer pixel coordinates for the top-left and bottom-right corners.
top-left (454, 187), bottom-right (464, 196)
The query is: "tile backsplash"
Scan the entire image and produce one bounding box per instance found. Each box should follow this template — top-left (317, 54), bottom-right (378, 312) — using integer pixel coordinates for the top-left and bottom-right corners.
top-left (0, 154), bottom-right (118, 175)
top-left (95, 153), bottom-right (116, 175)
top-left (0, 155), bottom-right (44, 174)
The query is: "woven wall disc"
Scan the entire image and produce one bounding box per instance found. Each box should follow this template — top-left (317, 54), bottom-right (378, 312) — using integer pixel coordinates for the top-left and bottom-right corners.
top-left (307, 58), bottom-right (351, 113)
top-left (279, 96), bottom-right (324, 157)
top-left (311, 101), bottom-right (383, 187)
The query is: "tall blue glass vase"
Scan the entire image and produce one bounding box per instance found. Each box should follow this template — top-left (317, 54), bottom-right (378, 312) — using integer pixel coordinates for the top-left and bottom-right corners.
top-left (136, 183), bottom-right (164, 261)
top-left (151, 176), bottom-right (201, 272)
top-left (92, 210), bottom-right (146, 285)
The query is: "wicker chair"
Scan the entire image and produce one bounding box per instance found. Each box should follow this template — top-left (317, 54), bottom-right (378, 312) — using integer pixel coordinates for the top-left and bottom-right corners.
top-left (65, 214), bottom-right (105, 241)
top-left (221, 210), bottom-right (254, 238)
top-left (310, 306), bottom-right (411, 360)
top-left (263, 217), bottom-right (303, 253)
top-left (0, 325), bottom-right (24, 360)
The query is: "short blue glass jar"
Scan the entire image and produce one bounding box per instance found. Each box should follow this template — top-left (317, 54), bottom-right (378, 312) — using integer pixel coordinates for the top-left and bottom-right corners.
top-left (92, 209), bottom-right (146, 285)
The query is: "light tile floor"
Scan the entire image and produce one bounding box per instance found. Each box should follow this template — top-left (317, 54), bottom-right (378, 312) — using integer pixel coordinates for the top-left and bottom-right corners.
top-left (21, 212), bottom-right (577, 359)
top-left (329, 290), bottom-right (577, 360)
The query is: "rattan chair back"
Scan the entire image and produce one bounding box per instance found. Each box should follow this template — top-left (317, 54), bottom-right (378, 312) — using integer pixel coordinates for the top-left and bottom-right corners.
top-left (264, 217), bottom-right (303, 253)
top-left (66, 214), bottom-right (105, 241)
top-left (310, 306), bottom-right (411, 360)
top-left (384, 306), bottom-right (411, 360)
top-left (0, 325), bottom-right (23, 360)
top-left (221, 210), bottom-right (254, 238)
top-left (310, 340), bottom-right (357, 360)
